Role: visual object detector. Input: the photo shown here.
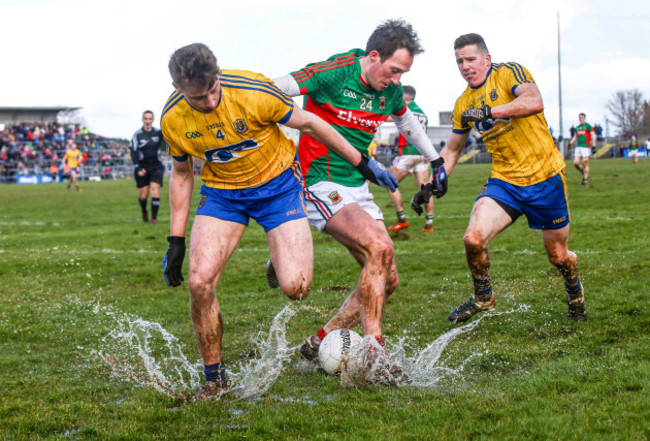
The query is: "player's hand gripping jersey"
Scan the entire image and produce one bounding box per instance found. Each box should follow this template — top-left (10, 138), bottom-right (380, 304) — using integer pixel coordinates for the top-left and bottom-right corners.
top-left (161, 70), bottom-right (298, 190)
top-left (290, 49), bottom-right (407, 187)
top-left (452, 62), bottom-right (565, 186)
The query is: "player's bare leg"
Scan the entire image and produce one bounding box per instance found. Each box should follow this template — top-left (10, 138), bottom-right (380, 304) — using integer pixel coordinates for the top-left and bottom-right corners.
top-left (138, 184), bottom-right (150, 222)
top-left (543, 225), bottom-right (586, 320)
top-left (188, 216), bottom-right (246, 366)
top-left (149, 182), bottom-right (161, 224)
top-left (387, 168), bottom-right (410, 231)
top-left (414, 169), bottom-right (435, 231)
top-left (573, 156), bottom-right (584, 176)
top-left (324, 206), bottom-right (398, 338)
top-left (266, 218), bottom-right (313, 301)
top-left (449, 197), bottom-right (511, 322)
top-left (582, 157), bottom-right (590, 183)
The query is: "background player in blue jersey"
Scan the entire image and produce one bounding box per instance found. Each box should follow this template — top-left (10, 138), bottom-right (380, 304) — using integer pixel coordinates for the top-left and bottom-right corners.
top-left (161, 43), bottom-right (397, 401)
top-left (413, 33), bottom-right (586, 323)
top-left (130, 110), bottom-right (166, 224)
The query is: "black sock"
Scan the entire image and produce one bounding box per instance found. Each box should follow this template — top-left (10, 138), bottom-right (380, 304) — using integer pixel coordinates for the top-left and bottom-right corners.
top-left (204, 362), bottom-right (226, 383)
top-left (151, 197), bottom-right (160, 220)
top-left (396, 210), bottom-right (406, 221)
top-left (138, 198), bottom-right (147, 213)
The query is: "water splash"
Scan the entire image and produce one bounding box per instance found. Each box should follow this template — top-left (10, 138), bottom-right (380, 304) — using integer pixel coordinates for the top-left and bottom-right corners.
top-left (88, 302), bottom-right (296, 402)
top-left (227, 305), bottom-right (295, 400)
top-left (339, 305), bottom-right (529, 388)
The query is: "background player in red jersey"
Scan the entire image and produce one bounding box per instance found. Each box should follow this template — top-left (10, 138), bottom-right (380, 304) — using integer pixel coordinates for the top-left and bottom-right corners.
top-left (273, 20), bottom-right (447, 381)
top-left (569, 113), bottom-right (596, 185)
top-left (386, 85), bottom-right (435, 233)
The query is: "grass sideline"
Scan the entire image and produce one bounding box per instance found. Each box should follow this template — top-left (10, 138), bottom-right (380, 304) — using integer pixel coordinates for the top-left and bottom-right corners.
top-left (0, 158), bottom-right (649, 440)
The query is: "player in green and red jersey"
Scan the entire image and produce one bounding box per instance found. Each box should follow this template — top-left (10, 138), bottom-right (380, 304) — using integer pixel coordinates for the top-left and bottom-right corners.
top-left (272, 20), bottom-right (447, 382)
top-left (569, 113), bottom-right (596, 185)
top-left (387, 85), bottom-right (436, 232)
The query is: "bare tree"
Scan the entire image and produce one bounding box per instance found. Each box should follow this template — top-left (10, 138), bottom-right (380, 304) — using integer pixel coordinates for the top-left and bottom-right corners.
top-left (606, 89), bottom-right (645, 134)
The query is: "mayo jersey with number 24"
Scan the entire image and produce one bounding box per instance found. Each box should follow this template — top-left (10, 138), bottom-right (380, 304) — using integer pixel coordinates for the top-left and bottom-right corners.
top-left (161, 69), bottom-right (296, 190)
top-left (452, 62), bottom-right (565, 186)
top-left (290, 49), bottom-right (407, 187)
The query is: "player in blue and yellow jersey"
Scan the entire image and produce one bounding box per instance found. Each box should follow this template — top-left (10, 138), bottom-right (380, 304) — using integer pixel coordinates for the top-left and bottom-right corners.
top-left (412, 33), bottom-right (586, 323)
top-left (160, 43), bottom-right (397, 401)
top-left (64, 142), bottom-right (82, 192)
top-left (274, 20), bottom-right (446, 384)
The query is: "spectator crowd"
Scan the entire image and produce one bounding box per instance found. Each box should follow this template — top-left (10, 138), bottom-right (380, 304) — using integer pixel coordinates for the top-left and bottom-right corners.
top-left (0, 122), bottom-right (131, 183)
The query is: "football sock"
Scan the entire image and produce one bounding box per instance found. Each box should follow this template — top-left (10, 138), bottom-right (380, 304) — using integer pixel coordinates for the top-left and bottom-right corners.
top-left (473, 276), bottom-right (493, 299)
top-left (151, 197), bottom-right (160, 220)
top-left (374, 335), bottom-right (386, 347)
top-left (138, 198), bottom-right (147, 212)
top-left (204, 362), bottom-right (226, 383)
top-left (425, 214), bottom-right (434, 224)
top-left (316, 328), bottom-right (328, 341)
top-left (565, 278), bottom-right (582, 296)
top-left (396, 210), bottom-right (406, 222)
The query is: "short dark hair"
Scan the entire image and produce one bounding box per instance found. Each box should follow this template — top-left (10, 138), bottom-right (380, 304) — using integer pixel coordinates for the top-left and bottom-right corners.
top-left (579, 112), bottom-right (586, 117)
top-left (169, 43), bottom-right (221, 90)
top-left (453, 33), bottom-right (489, 54)
top-left (143, 110), bottom-right (154, 117)
top-left (366, 19), bottom-right (424, 61)
top-left (402, 85), bottom-right (416, 99)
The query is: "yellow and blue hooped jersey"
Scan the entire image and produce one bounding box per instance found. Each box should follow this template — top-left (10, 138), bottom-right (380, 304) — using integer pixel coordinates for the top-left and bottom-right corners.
top-left (452, 62), bottom-right (565, 186)
top-left (161, 69), bottom-right (296, 189)
top-left (65, 148), bottom-right (82, 168)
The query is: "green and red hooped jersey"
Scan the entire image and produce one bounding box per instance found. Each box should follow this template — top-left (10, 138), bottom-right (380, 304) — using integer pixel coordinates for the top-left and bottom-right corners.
top-left (290, 49), bottom-right (407, 187)
top-left (397, 101), bottom-right (427, 156)
top-left (575, 123), bottom-right (593, 147)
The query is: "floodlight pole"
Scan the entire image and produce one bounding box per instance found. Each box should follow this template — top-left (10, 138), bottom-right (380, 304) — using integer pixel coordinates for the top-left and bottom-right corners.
top-left (557, 11), bottom-right (564, 154)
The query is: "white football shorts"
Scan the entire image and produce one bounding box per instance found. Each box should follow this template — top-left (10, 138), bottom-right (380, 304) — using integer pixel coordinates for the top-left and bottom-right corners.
top-left (574, 147), bottom-right (591, 158)
top-left (391, 155), bottom-right (429, 173)
top-left (303, 181), bottom-right (383, 232)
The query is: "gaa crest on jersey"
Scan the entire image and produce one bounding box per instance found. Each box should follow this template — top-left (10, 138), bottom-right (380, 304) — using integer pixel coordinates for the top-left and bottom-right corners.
top-left (234, 119), bottom-right (249, 133)
top-left (478, 185), bottom-right (487, 197)
top-left (379, 96), bottom-right (386, 110)
top-left (198, 194), bottom-right (207, 208)
top-left (328, 191), bottom-right (342, 204)
top-left (490, 89), bottom-right (498, 101)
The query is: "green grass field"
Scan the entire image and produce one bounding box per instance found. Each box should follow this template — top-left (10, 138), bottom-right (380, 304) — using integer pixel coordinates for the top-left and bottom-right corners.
top-left (1, 158), bottom-right (649, 440)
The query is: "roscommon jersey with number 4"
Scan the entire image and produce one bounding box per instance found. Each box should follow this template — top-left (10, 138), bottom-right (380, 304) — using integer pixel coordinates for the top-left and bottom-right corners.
top-left (452, 62), bottom-right (565, 186)
top-left (161, 69), bottom-right (296, 190)
top-left (291, 49), bottom-right (407, 187)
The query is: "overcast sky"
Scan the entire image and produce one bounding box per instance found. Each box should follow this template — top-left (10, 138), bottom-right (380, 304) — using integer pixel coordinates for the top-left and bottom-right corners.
top-left (1, 0), bottom-right (648, 140)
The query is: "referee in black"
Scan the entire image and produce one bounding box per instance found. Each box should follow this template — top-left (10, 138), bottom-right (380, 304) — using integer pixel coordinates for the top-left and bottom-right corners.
top-left (130, 110), bottom-right (166, 224)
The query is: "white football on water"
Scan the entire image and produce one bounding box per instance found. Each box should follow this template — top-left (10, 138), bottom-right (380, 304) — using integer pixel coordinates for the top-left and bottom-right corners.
top-left (318, 329), bottom-right (363, 374)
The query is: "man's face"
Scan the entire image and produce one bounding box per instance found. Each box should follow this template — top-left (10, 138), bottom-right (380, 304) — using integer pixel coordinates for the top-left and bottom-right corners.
top-left (455, 44), bottom-right (491, 88)
top-left (175, 77), bottom-right (221, 113)
top-left (579, 114), bottom-right (586, 124)
top-left (143, 113), bottom-right (154, 129)
top-left (364, 48), bottom-right (413, 91)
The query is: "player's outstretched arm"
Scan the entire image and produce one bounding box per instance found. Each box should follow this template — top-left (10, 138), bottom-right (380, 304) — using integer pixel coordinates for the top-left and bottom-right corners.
top-left (164, 157), bottom-right (193, 287)
top-left (284, 105), bottom-right (398, 192)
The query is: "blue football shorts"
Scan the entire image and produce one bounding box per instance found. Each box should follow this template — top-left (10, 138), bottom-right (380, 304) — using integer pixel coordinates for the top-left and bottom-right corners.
top-left (196, 163), bottom-right (307, 232)
top-left (476, 172), bottom-right (570, 230)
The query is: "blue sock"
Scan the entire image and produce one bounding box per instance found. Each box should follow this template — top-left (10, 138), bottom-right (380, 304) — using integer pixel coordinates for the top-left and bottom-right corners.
top-left (565, 278), bottom-right (582, 296)
top-left (204, 362), bottom-right (226, 383)
top-left (473, 276), bottom-right (492, 298)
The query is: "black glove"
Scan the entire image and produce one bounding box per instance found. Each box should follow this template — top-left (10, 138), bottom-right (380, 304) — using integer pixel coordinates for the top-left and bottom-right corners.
top-left (410, 183), bottom-right (434, 216)
top-left (355, 154), bottom-right (399, 191)
top-left (591, 146), bottom-right (597, 154)
top-left (430, 157), bottom-right (448, 198)
top-left (163, 236), bottom-right (186, 287)
top-left (461, 105), bottom-right (492, 128)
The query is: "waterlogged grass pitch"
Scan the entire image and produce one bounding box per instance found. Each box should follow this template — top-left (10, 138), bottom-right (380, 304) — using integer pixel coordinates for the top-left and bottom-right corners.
top-left (0, 159), bottom-right (648, 440)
